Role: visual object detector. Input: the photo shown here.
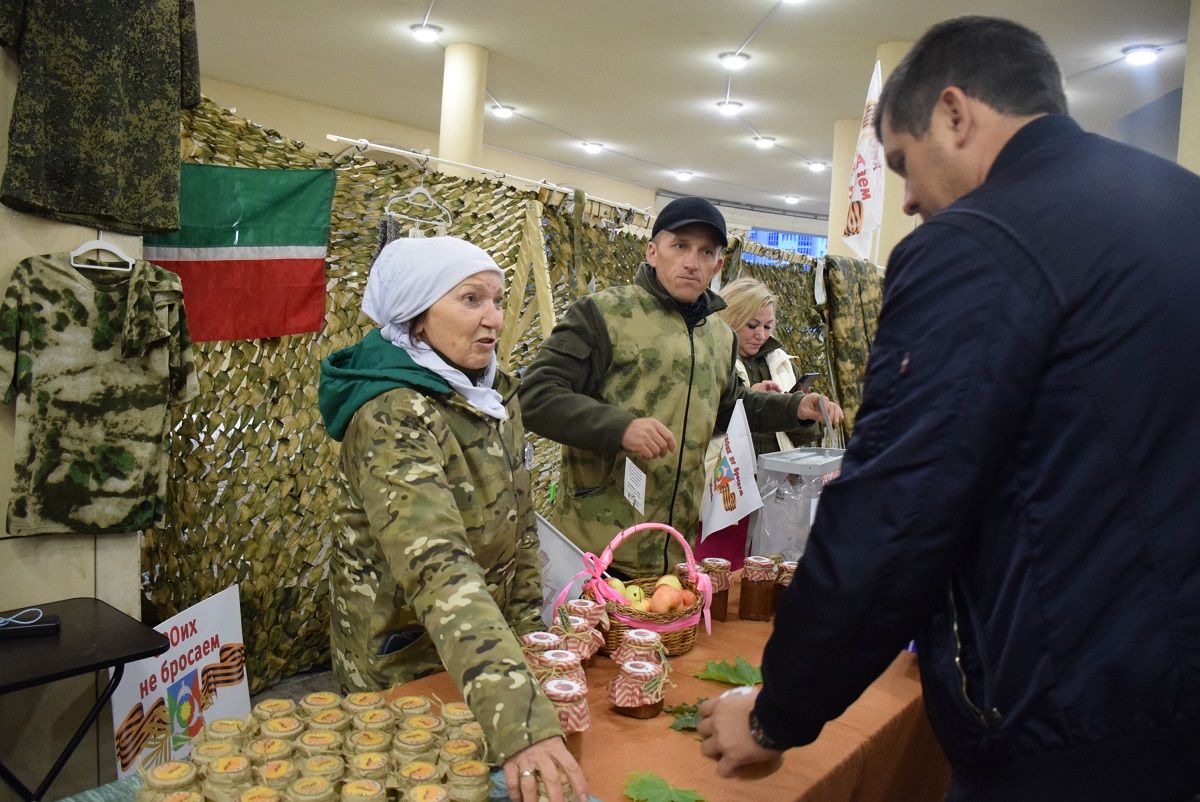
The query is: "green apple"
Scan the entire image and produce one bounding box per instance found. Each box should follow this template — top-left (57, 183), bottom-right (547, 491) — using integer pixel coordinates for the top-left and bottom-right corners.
top-left (655, 574), bottom-right (684, 592)
top-left (605, 577), bottom-right (627, 598)
top-left (625, 584), bottom-right (645, 605)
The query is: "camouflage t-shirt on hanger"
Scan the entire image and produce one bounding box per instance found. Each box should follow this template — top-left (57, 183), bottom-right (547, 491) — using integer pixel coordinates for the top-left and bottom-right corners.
top-left (0, 252), bottom-right (198, 536)
top-left (0, 0), bottom-right (201, 234)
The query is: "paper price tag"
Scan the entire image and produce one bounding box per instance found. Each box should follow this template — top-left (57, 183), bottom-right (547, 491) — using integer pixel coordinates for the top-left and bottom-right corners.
top-left (623, 458), bottom-right (646, 515)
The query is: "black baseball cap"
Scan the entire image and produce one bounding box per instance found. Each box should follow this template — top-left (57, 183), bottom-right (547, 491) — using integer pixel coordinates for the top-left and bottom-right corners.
top-left (651, 196), bottom-right (728, 247)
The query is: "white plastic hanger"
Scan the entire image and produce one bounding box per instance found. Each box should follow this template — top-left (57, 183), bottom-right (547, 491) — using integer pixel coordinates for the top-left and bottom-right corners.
top-left (384, 185), bottom-right (453, 237)
top-left (70, 230), bottom-right (134, 272)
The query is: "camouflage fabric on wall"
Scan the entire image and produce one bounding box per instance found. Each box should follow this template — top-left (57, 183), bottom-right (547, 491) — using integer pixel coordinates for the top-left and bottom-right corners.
top-left (0, 254), bottom-right (197, 535)
top-left (821, 254), bottom-right (884, 435)
top-left (0, 0), bottom-right (201, 234)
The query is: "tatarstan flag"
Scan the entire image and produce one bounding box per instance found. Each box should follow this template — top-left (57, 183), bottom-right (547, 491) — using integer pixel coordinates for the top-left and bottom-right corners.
top-left (144, 163), bottom-right (336, 341)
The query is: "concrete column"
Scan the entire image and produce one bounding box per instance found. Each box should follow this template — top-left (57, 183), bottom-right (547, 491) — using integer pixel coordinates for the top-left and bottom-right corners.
top-left (1179, 0), bottom-right (1200, 172)
top-left (438, 43), bottom-right (488, 176)
top-left (825, 117), bottom-right (861, 258)
top-left (875, 40), bottom-right (916, 267)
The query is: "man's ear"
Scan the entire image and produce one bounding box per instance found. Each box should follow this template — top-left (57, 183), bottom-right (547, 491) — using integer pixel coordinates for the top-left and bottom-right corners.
top-left (939, 87), bottom-right (974, 148)
top-left (646, 239), bottom-right (658, 267)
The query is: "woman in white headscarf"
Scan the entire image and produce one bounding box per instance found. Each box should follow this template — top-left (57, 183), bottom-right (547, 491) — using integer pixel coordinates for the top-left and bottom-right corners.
top-left (319, 237), bottom-right (587, 802)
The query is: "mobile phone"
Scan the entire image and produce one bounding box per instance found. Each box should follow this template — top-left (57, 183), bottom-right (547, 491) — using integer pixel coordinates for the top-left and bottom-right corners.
top-left (0, 613), bottom-right (60, 639)
top-left (790, 373), bottom-right (821, 393)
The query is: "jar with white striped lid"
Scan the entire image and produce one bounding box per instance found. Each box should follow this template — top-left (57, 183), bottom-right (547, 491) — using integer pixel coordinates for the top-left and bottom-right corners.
top-left (609, 660), bottom-right (664, 719)
top-left (538, 649), bottom-right (585, 685)
top-left (541, 679), bottom-right (589, 760)
top-left (611, 628), bottom-right (665, 667)
top-left (700, 558), bottom-right (731, 621)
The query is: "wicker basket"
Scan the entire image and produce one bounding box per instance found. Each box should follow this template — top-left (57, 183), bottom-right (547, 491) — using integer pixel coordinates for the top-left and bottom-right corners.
top-left (554, 522), bottom-right (712, 658)
top-left (585, 576), bottom-right (703, 656)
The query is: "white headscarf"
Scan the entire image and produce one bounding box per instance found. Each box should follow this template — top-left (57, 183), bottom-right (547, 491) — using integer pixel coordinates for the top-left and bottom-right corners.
top-left (362, 237), bottom-right (508, 420)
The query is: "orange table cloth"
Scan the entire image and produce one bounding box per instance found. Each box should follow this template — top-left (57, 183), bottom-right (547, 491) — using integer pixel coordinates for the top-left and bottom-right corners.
top-left (387, 587), bottom-right (950, 802)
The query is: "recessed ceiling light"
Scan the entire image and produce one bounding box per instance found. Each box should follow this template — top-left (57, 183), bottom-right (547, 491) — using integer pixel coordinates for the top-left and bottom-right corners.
top-left (410, 23), bottom-right (442, 42)
top-left (808, 161), bottom-right (827, 173)
top-left (490, 105), bottom-right (515, 119)
top-left (675, 170), bottom-right (694, 182)
top-left (781, 0), bottom-right (806, 4)
top-left (715, 100), bottom-right (743, 117)
top-left (784, 195), bottom-right (800, 205)
top-left (719, 52), bottom-right (750, 71)
top-left (581, 141), bottom-right (604, 154)
top-left (1122, 45), bottom-right (1159, 65)
top-left (754, 136), bottom-right (776, 149)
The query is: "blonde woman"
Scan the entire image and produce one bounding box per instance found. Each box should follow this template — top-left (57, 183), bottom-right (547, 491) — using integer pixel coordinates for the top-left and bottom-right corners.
top-left (695, 277), bottom-right (842, 566)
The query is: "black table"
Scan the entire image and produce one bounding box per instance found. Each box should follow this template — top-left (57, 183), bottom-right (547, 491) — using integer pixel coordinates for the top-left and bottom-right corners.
top-left (0, 597), bottom-right (169, 802)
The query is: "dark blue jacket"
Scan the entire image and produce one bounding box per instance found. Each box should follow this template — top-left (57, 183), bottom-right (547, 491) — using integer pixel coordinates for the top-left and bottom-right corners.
top-left (755, 115), bottom-right (1200, 801)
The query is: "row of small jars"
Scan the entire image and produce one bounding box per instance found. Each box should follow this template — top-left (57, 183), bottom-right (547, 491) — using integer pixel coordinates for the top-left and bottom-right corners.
top-left (139, 749), bottom-right (491, 802)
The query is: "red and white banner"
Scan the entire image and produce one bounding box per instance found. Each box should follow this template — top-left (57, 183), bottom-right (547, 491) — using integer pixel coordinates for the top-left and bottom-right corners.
top-left (843, 61), bottom-right (885, 259)
top-left (700, 400), bottom-right (762, 540)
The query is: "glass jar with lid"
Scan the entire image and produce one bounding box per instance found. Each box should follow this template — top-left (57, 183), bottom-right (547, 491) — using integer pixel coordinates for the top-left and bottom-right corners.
top-left (609, 660), bottom-right (665, 719)
top-left (738, 556), bottom-right (778, 621)
top-left (700, 558), bottom-right (731, 621)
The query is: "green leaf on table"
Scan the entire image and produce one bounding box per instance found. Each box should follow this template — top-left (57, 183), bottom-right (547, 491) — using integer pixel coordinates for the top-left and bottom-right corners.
top-left (694, 656), bottom-right (762, 686)
top-left (623, 772), bottom-right (707, 802)
top-left (664, 698), bottom-right (707, 731)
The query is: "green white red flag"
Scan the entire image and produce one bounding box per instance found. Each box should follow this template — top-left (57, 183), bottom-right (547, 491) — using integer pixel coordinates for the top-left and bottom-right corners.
top-left (144, 163), bottom-right (335, 341)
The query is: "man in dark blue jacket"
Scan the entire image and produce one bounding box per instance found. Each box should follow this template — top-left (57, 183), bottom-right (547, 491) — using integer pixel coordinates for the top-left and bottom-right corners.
top-left (698, 15), bottom-right (1200, 801)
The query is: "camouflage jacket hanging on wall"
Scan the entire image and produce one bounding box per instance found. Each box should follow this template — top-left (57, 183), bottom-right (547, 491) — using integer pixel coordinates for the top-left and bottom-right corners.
top-left (519, 263), bottom-right (800, 578)
top-left (0, 0), bottom-right (201, 233)
top-left (0, 253), bottom-right (198, 536)
top-left (324, 340), bottom-right (560, 763)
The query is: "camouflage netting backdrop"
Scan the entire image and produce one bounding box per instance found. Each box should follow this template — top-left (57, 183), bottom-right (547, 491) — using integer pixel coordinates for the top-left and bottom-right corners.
top-left (142, 99), bottom-right (881, 691)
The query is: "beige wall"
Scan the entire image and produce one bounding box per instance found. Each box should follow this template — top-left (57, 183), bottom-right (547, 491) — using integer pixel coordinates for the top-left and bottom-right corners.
top-left (1179, 0), bottom-right (1200, 172)
top-left (202, 77), bottom-right (658, 211)
top-left (0, 51), bottom-right (141, 802)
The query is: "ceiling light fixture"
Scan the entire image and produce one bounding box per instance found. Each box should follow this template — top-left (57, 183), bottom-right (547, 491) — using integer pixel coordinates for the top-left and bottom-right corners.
top-left (490, 104), bottom-right (515, 118)
top-left (581, 141), bottom-right (605, 154)
top-left (410, 23), bottom-right (441, 42)
top-left (719, 51), bottom-right (750, 70)
top-left (674, 170), bottom-right (694, 182)
top-left (754, 136), bottom-right (776, 149)
top-left (784, 195), bottom-right (800, 205)
top-left (1122, 45), bottom-right (1160, 65)
top-left (807, 161), bottom-right (827, 173)
top-left (715, 100), bottom-right (743, 117)
top-left (781, 0), bottom-right (806, 4)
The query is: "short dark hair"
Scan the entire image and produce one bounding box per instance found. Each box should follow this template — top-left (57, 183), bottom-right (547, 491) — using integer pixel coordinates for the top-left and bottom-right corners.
top-left (875, 16), bottom-right (1067, 145)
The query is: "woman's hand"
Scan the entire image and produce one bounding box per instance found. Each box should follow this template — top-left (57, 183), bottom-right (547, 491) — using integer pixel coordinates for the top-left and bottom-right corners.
top-left (503, 736), bottom-right (588, 802)
top-left (797, 393), bottom-right (844, 427)
top-left (750, 380), bottom-right (783, 393)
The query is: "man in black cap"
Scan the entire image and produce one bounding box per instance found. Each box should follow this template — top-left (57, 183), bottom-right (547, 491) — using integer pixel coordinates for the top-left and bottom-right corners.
top-left (519, 196), bottom-right (839, 578)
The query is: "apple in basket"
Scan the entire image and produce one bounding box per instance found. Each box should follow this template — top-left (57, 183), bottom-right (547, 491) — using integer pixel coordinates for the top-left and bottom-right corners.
top-left (624, 584), bottom-right (645, 606)
top-left (649, 584), bottom-right (684, 614)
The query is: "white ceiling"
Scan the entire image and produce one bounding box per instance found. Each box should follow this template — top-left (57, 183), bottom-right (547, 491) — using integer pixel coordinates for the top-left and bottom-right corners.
top-left (195, 0), bottom-right (1191, 222)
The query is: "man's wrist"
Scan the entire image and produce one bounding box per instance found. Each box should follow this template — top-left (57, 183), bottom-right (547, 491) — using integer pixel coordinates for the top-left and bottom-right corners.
top-left (748, 708), bottom-right (781, 750)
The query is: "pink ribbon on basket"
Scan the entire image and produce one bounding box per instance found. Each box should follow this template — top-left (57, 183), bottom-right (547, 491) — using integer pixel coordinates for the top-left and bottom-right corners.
top-left (550, 523), bottom-right (712, 635)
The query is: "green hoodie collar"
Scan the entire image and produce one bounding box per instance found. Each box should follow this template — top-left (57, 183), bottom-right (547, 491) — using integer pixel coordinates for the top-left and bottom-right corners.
top-left (318, 329), bottom-right (451, 442)
top-left (635, 262), bottom-right (727, 326)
